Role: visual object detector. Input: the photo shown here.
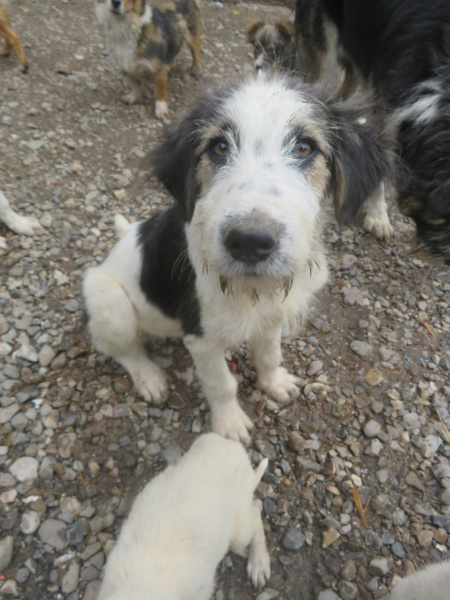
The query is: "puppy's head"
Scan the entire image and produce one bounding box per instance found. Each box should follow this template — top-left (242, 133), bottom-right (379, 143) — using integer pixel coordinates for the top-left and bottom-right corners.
top-left (101, 0), bottom-right (138, 17)
top-left (150, 75), bottom-right (391, 294)
top-left (246, 19), bottom-right (295, 73)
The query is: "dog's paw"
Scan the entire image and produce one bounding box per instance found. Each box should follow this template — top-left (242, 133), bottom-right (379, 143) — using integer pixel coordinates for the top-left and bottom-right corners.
top-left (130, 365), bottom-right (167, 405)
top-left (257, 367), bottom-right (299, 404)
top-left (363, 211), bottom-right (394, 240)
top-left (247, 541), bottom-right (271, 588)
top-left (8, 214), bottom-right (42, 236)
top-left (211, 400), bottom-right (253, 444)
top-left (191, 64), bottom-right (203, 79)
top-left (155, 100), bottom-right (169, 120)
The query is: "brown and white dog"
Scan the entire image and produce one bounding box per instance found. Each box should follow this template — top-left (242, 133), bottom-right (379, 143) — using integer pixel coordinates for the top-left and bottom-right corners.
top-left (246, 19), bottom-right (296, 73)
top-left (95, 0), bottom-right (202, 119)
top-left (0, 1), bottom-right (28, 72)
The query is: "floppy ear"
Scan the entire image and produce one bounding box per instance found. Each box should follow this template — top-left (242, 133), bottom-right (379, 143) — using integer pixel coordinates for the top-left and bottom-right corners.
top-left (327, 99), bottom-right (394, 225)
top-left (246, 19), bottom-right (265, 44)
top-left (275, 19), bottom-right (294, 42)
top-left (148, 104), bottom-right (204, 222)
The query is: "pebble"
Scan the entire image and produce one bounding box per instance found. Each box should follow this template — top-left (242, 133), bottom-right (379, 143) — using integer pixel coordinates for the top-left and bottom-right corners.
top-left (61, 560), bottom-right (80, 594)
top-left (38, 519), bottom-right (68, 550)
top-left (282, 528), bottom-right (306, 551)
top-left (0, 536), bottom-right (14, 572)
top-left (287, 431), bottom-right (306, 452)
top-left (322, 528), bottom-right (340, 548)
top-left (317, 591), bottom-right (340, 600)
top-left (365, 368), bottom-right (383, 386)
top-left (368, 557), bottom-right (391, 576)
top-left (363, 419), bottom-right (381, 438)
top-left (350, 341), bottom-right (373, 358)
top-left (9, 457), bottom-right (38, 482)
top-left (20, 511), bottom-right (40, 535)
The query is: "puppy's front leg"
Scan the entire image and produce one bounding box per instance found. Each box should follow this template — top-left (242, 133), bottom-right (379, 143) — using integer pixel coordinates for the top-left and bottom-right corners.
top-left (247, 500), bottom-right (271, 588)
top-left (250, 328), bottom-right (299, 404)
top-left (184, 335), bottom-right (253, 444)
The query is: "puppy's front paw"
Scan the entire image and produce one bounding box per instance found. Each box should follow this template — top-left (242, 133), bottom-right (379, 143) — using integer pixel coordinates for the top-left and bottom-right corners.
top-left (9, 214), bottom-right (42, 236)
top-left (130, 365), bottom-right (167, 405)
top-left (211, 399), bottom-right (253, 444)
top-left (363, 210), bottom-right (393, 240)
top-left (257, 367), bottom-right (299, 404)
top-left (155, 100), bottom-right (169, 120)
top-left (247, 541), bottom-right (271, 588)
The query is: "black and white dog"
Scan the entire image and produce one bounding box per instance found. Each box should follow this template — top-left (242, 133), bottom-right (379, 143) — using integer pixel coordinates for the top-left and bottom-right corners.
top-left (83, 74), bottom-right (390, 443)
top-left (294, 0), bottom-right (450, 263)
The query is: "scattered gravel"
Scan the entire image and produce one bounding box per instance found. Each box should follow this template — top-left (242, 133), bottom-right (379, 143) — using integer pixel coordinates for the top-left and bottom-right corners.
top-left (0, 1), bottom-right (449, 599)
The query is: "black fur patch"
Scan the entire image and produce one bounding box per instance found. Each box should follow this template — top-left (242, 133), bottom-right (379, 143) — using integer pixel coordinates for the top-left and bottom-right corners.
top-left (137, 206), bottom-right (202, 335)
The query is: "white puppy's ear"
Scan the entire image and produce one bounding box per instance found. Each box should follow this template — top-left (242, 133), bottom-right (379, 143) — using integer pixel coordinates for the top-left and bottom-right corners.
top-left (327, 97), bottom-right (394, 225)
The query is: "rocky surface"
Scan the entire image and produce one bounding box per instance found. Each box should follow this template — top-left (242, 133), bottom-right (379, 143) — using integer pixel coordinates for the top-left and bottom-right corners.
top-left (0, 1), bottom-right (449, 599)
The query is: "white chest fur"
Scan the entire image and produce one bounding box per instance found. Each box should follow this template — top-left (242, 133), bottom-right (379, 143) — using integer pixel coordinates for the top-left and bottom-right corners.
top-left (95, 2), bottom-right (153, 73)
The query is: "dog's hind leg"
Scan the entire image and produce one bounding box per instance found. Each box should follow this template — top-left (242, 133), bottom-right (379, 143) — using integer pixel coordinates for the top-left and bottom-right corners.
top-left (0, 18), bottom-right (28, 72)
top-left (122, 72), bottom-right (142, 106)
top-left (250, 328), bottom-right (299, 404)
top-left (186, 20), bottom-right (203, 78)
top-left (362, 181), bottom-right (393, 240)
top-left (0, 191), bottom-right (41, 235)
top-left (83, 270), bottom-right (167, 403)
top-left (184, 335), bottom-right (253, 444)
top-left (154, 67), bottom-right (170, 120)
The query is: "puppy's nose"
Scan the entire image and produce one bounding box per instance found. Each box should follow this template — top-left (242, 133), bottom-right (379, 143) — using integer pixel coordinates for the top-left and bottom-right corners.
top-left (112, 0), bottom-right (121, 9)
top-left (255, 64), bottom-right (263, 72)
top-left (225, 228), bottom-right (277, 264)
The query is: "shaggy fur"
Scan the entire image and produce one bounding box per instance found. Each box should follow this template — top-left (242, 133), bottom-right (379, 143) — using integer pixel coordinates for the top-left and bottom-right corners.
top-left (389, 560), bottom-right (450, 600)
top-left (95, 0), bottom-right (202, 119)
top-left (294, 0), bottom-right (450, 263)
top-left (97, 433), bottom-right (271, 600)
top-left (83, 74), bottom-right (391, 443)
top-left (245, 18), bottom-right (296, 72)
top-left (0, 189), bottom-right (41, 250)
top-left (0, 1), bottom-right (28, 72)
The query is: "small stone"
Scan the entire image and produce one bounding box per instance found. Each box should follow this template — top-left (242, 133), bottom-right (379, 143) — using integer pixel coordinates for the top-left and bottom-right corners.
top-left (440, 356), bottom-right (450, 371)
top-left (282, 528), bottom-right (305, 551)
top-left (255, 439), bottom-right (277, 461)
top-left (317, 591), bottom-right (340, 600)
top-left (405, 471), bottom-right (424, 492)
top-left (38, 345), bottom-right (56, 367)
top-left (417, 529), bottom-right (433, 547)
top-left (61, 560), bottom-right (80, 594)
top-left (322, 528), bottom-right (340, 548)
top-left (57, 433), bottom-right (77, 459)
top-left (0, 536), bottom-right (14, 571)
top-left (441, 489), bottom-right (450, 506)
top-left (20, 511), bottom-right (40, 535)
top-left (288, 431), bottom-right (306, 452)
top-left (391, 542), bottom-right (406, 558)
top-left (307, 360), bottom-right (323, 376)
top-left (9, 457), bottom-right (38, 482)
top-left (341, 560), bottom-right (357, 582)
top-left (365, 368), bottom-right (383, 386)
top-left (350, 341), bottom-right (373, 358)
top-left (56, 63), bottom-right (72, 75)
top-left (364, 419), bottom-right (381, 438)
top-left (0, 580), bottom-right (17, 596)
top-left (392, 509), bottom-right (407, 526)
top-left (38, 519), bottom-right (68, 550)
top-left (0, 403), bottom-right (20, 424)
top-left (368, 557), bottom-right (391, 576)
top-left (66, 520), bottom-right (86, 546)
top-left (339, 581), bottom-right (357, 600)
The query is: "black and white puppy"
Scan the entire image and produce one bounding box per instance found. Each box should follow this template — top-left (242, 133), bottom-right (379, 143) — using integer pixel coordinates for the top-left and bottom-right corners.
top-left (294, 0), bottom-right (450, 263)
top-left (83, 74), bottom-right (390, 443)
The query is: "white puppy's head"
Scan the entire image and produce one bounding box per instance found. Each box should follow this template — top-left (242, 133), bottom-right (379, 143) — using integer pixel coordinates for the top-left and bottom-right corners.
top-left (151, 74), bottom-right (390, 296)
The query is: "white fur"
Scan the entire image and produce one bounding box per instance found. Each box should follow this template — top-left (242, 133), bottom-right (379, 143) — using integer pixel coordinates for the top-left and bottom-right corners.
top-left (362, 181), bottom-right (393, 239)
top-left (83, 76), bottom-right (329, 443)
top-left (0, 189), bottom-right (41, 249)
top-left (97, 433), bottom-right (271, 600)
top-left (390, 560), bottom-right (450, 600)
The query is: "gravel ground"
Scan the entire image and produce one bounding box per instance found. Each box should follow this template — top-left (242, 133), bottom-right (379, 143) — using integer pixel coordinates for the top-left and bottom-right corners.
top-left (1, 1), bottom-right (450, 599)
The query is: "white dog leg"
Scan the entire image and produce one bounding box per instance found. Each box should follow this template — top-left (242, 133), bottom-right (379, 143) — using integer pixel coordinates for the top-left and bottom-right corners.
top-left (0, 190), bottom-right (42, 236)
top-left (362, 181), bottom-right (393, 239)
top-left (247, 501), bottom-right (271, 589)
top-left (250, 328), bottom-right (299, 404)
top-left (84, 270), bottom-right (167, 403)
top-left (184, 335), bottom-right (253, 444)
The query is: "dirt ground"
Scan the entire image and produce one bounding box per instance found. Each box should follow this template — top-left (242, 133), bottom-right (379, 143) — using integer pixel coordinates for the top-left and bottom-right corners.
top-left (0, 1), bottom-right (449, 599)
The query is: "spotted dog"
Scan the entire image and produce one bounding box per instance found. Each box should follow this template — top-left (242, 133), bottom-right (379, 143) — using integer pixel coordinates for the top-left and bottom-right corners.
top-left (83, 74), bottom-right (391, 443)
top-left (95, 0), bottom-right (202, 119)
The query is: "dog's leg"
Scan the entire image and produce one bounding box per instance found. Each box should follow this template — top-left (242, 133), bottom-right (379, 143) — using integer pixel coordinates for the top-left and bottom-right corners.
top-left (0, 191), bottom-right (41, 236)
top-left (186, 17), bottom-right (203, 79)
top-left (246, 500), bottom-right (271, 588)
top-left (250, 328), bottom-right (299, 404)
top-left (0, 20), bottom-right (28, 72)
top-left (153, 67), bottom-right (170, 120)
top-left (84, 270), bottom-right (167, 403)
top-left (362, 181), bottom-right (393, 239)
top-left (122, 72), bottom-right (142, 105)
top-left (184, 335), bottom-right (253, 444)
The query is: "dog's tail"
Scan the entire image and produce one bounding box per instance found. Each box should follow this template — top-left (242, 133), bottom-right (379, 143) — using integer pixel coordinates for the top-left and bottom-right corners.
top-left (114, 214), bottom-right (130, 239)
top-left (254, 458), bottom-right (268, 489)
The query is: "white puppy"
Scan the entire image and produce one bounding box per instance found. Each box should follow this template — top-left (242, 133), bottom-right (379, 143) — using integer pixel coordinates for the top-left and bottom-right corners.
top-left (390, 560), bottom-right (450, 600)
top-left (0, 189), bottom-right (41, 249)
top-left (97, 433), bottom-right (271, 600)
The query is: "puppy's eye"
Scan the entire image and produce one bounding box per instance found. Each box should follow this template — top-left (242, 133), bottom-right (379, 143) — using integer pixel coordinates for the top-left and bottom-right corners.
top-left (295, 140), bottom-right (314, 158)
top-left (212, 140), bottom-right (229, 158)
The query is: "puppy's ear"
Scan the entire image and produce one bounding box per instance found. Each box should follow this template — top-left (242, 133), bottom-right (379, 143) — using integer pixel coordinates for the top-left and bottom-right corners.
top-left (275, 19), bottom-right (294, 42)
top-left (246, 19), bottom-right (265, 43)
top-left (328, 98), bottom-right (393, 225)
top-left (149, 108), bottom-right (202, 222)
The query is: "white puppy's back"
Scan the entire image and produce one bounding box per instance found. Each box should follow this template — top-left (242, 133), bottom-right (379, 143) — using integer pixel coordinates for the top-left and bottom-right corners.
top-left (390, 560), bottom-right (450, 600)
top-left (97, 433), bottom-right (266, 600)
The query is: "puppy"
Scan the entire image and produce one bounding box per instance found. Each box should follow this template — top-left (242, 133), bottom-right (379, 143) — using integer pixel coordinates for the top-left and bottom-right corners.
top-left (0, 189), bottom-right (41, 250)
top-left (83, 74), bottom-right (390, 443)
top-left (0, 1), bottom-right (28, 72)
top-left (245, 19), bottom-right (296, 72)
top-left (97, 433), bottom-right (271, 600)
top-left (294, 0), bottom-right (450, 263)
top-left (95, 0), bottom-right (202, 119)
top-left (390, 560), bottom-right (450, 600)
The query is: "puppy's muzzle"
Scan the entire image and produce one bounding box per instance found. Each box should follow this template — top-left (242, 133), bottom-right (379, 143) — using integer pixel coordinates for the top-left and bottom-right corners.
top-left (222, 213), bottom-right (280, 266)
top-left (111, 0), bottom-right (121, 13)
